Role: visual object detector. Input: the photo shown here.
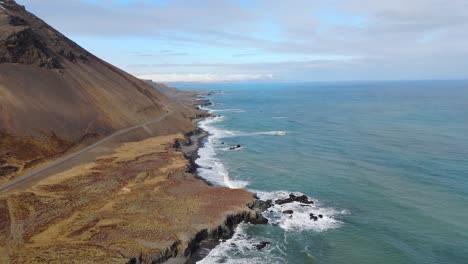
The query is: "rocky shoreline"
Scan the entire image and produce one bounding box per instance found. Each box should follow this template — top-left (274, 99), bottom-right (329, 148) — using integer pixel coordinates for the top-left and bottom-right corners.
top-left (0, 90), bottom-right (324, 264)
top-left (167, 93), bottom-right (331, 263)
top-left (165, 98), bottom-right (271, 264)
top-left (128, 210), bottom-right (267, 264)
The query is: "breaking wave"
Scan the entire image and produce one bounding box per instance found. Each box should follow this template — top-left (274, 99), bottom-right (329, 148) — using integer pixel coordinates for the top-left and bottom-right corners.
top-left (256, 191), bottom-right (348, 232)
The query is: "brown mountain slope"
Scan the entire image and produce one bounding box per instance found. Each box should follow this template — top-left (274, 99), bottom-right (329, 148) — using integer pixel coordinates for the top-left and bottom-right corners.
top-left (0, 0), bottom-right (195, 183)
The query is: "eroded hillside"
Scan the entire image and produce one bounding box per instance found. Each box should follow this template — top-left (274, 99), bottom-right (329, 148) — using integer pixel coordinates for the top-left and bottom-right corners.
top-left (0, 0), bottom-right (196, 183)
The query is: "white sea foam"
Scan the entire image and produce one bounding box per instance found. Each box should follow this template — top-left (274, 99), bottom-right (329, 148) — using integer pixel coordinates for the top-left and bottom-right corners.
top-left (256, 191), bottom-right (348, 232)
top-left (239, 131), bottom-right (287, 136)
top-left (212, 108), bottom-right (246, 113)
top-left (272, 116), bottom-right (286, 119)
top-left (221, 146), bottom-right (245, 151)
top-left (195, 108), bottom-right (287, 187)
top-left (196, 116), bottom-right (248, 188)
top-left (197, 224), bottom-right (284, 264)
top-left (213, 130), bottom-right (288, 138)
top-left (197, 191), bottom-right (348, 263)
top-left (206, 127), bottom-right (288, 139)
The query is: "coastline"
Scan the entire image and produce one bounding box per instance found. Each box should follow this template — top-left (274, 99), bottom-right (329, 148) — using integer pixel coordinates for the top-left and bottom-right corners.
top-left (0, 91), bottom-right (268, 264)
top-left (172, 94), bottom-right (269, 263)
top-left (0, 89), bottom-right (337, 264)
top-left (174, 91), bottom-right (343, 264)
top-left (178, 128), bottom-right (211, 185)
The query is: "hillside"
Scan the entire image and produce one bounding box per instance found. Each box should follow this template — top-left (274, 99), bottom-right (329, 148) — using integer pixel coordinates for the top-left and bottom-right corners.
top-left (0, 1), bottom-right (261, 263)
top-left (0, 0), bottom-right (195, 183)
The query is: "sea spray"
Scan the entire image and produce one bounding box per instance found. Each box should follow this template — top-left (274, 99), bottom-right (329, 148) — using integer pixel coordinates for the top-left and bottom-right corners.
top-left (256, 191), bottom-right (348, 232)
top-left (197, 224), bottom-right (285, 264)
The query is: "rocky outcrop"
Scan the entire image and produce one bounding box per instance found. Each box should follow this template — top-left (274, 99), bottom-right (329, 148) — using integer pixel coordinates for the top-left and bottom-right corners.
top-left (275, 193), bottom-right (314, 205)
top-left (127, 241), bottom-right (180, 264)
top-left (255, 241), bottom-right (271, 251)
top-left (125, 209), bottom-right (268, 264)
top-left (0, 1), bottom-right (89, 69)
top-left (229, 144), bottom-right (242, 150)
top-left (0, 27), bottom-right (61, 68)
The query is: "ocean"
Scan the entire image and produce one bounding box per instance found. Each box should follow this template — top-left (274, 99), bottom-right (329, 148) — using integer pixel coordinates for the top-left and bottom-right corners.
top-left (175, 81), bottom-right (468, 264)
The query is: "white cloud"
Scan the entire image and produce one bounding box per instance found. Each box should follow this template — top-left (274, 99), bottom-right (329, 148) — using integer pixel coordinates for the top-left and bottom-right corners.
top-left (137, 73), bottom-right (274, 83)
top-left (16, 0), bottom-right (468, 80)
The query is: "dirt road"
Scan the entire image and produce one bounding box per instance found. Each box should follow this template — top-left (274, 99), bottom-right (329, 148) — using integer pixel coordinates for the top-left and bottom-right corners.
top-left (0, 110), bottom-right (173, 192)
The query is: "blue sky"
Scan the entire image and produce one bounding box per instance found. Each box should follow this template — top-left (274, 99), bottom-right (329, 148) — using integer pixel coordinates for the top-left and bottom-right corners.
top-left (17, 0), bottom-right (468, 82)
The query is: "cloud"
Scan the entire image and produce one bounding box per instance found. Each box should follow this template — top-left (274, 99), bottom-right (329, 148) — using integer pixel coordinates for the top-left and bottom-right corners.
top-left (137, 73), bottom-right (274, 83)
top-left (16, 0), bottom-right (468, 81)
top-left (17, 0), bottom-right (258, 38)
top-left (131, 51), bottom-right (189, 57)
top-left (131, 59), bottom-right (362, 82)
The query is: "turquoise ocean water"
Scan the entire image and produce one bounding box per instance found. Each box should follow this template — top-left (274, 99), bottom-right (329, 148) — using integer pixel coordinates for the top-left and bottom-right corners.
top-left (176, 81), bottom-right (468, 264)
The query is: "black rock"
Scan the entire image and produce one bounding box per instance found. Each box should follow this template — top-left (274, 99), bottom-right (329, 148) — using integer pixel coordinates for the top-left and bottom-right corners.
top-left (309, 213), bottom-right (319, 221)
top-left (275, 193), bottom-right (314, 205)
top-left (294, 194), bottom-right (314, 204)
top-left (275, 197), bottom-right (292, 205)
top-left (249, 199), bottom-right (273, 211)
top-left (255, 241), bottom-right (271, 251)
top-left (221, 142), bottom-right (225, 144)
top-left (248, 212), bottom-right (268, 225)
top-left (318, 214), bottom-right (323, 218)
top-left (229, 144), bottom-right (242, 150)
top-left (282, 210), bottom-right (294, 214)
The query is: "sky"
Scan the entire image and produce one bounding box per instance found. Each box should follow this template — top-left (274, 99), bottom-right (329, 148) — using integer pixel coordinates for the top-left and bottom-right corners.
top-left (16, 0), bottom-right (468, 83)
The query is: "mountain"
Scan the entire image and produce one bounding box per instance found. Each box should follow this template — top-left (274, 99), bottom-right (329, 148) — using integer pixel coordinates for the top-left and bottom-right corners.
top-left (144, 80), bottom-right (181, 96)
top-left (0, 2), bottom-right (262, 263)
top-left (0, 0), bottom-right (195, 183)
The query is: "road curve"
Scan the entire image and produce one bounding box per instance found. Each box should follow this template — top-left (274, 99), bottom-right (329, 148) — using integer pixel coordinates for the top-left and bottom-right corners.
top-left (0, 110), bottom-right (173, 192)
